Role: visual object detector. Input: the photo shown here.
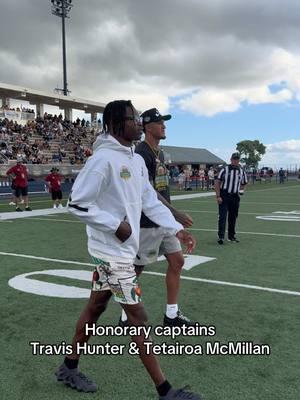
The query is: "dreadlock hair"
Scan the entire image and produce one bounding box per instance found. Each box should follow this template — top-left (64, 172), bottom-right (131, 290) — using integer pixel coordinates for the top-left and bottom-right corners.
top-left (102, 100), bottom-right (134, 137)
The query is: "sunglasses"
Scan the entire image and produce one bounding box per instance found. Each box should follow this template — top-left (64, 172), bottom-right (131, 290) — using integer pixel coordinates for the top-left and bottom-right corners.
top-left (125, 116), bottom-right (143, 124)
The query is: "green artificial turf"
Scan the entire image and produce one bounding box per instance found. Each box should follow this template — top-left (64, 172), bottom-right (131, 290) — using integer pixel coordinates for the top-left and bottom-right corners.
top-left (1, 181), bottom-right (300, 399)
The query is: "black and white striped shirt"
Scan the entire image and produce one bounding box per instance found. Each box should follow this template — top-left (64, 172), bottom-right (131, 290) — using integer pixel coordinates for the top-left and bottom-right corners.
top-left (217, 165), bottom-right (248, 194)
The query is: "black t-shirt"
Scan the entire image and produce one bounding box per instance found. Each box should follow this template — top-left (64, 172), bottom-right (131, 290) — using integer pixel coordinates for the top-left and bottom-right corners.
top-left (135, 141), bottom-right (170, 228)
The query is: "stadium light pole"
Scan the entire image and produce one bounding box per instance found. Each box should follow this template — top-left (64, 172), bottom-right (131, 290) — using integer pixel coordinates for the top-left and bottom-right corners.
top-left (51, 0), bottom-right (73, 96)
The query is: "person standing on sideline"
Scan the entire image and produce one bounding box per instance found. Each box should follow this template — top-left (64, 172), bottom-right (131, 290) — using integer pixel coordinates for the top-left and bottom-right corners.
top-left (215, 153), bottom-right (247, 244)
top-left (45, 167), bottom-right (63, 208)
top-left (278, 168), bottom-right (285, 184)
top-left (9, 176), bottom-right (24, 206)
top-left (55, 100), bottom-right (201, 400)
top-left (6, 156), bottom-right (32, 212)
top-left (208, 167), bottom-right (215, 189)
top-left (198, 167), bottom-right (205, 190)
top-left (119, 107), bottom-right (196, 327)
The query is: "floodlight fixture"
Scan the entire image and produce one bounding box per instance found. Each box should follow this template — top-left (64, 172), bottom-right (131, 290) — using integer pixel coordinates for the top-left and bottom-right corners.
top-left (50, 0), bottom-right (74, 96)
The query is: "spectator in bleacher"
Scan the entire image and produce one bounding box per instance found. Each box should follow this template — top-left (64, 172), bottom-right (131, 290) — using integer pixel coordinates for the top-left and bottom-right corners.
top-left (1, 113), bottom-right (94, 165)
top-left (45, 167), bottom-right (63, 209)
top-left (6, 156), bottom-right (32, 211)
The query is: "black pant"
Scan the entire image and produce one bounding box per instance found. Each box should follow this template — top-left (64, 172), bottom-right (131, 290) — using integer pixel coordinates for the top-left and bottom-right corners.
top-left (218, 192), bottom-right (240, 239)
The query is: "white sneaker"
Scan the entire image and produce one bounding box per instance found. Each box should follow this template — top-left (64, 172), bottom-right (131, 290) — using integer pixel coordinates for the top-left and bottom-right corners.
top-left (9, 201), bottom-right (16, 205)
top-left (58, 204), bottom-right (63, 209)
top-left (53, 205), bottom-right (57, 209)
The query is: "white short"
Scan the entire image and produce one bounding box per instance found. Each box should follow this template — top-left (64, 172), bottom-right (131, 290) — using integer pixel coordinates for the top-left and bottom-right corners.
top-left (135, 227), bottom-right (181, 266)
top-left (91, 257), bottom-right (141, 305)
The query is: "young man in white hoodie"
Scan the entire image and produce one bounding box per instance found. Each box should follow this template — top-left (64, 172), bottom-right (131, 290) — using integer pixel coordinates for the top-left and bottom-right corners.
top-left (55, 100), bottom-right (202, 400)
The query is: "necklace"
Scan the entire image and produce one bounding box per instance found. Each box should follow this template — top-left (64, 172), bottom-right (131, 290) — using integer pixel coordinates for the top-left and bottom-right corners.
top-left (145, 140), bottom-right (160, 162)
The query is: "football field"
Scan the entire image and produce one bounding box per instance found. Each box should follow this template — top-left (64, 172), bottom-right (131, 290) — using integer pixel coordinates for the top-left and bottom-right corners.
top-left (1, 181), bottom-right (300, 400)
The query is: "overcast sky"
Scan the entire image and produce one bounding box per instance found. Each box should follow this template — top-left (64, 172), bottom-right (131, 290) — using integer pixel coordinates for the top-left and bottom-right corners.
top-left (1, 0), bottom-right (300, 168)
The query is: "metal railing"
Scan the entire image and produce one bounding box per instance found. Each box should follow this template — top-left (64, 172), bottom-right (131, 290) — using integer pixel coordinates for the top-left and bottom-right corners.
top-left (0, 109), bottom-right (35, 121)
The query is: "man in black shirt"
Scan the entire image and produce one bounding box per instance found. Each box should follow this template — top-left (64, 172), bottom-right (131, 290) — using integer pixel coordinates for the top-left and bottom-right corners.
top-left (278, 168), bottom-right (285, 183)
top-left (120, 108), bottom-right (196, 327)
top-left (215, 153), bottom-right (248, 244)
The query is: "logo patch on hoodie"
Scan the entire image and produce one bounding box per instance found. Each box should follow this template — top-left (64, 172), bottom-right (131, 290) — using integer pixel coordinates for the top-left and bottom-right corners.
top-left (120, 166), bottom-right (131, 180)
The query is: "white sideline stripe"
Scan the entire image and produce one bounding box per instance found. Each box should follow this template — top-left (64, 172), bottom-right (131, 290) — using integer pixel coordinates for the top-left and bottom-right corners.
top-left (189, 228), bottom-right (300, 238)
top-left (0, 200), bottom-right (66, 207)
top-left (1, 251), bottom-right (300, 297)
top-left (0, 207), bottom-right (67, 220)
top-left (171, 192), bottom-right (215, 200)
top-left (0, 191), bottom-right (47, 196)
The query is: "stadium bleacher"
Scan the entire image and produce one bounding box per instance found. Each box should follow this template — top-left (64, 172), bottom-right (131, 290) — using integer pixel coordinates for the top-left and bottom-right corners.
top-left (0, 112), bottom-right (97, 165)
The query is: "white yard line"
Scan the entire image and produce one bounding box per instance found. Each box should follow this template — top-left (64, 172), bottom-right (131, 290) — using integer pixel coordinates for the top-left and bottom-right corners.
top-left (189, 228), bottom-right (300, 238)
top-left (29, 217), bottom-right (82, 223)
top-left (182, 210), bottom-right (261, 215)
top-left (0, 191), bottom-right (47, 197)
top-left (171, 184), bottom-right (300, 201)
top-left (244, 184), bottom-right (300, 193)
top-left (236, 201), bottom-right (300, 206)
top-left (1, 251), bottom-right (300, 297)
top-left (187, 200), bottom-right (300, 206)
top-left (17, 216), bottom-right (300, 238)
top-left (0, 199), bottom-right (64, 207)
top-left (0, 207), bottom-right (67, 220)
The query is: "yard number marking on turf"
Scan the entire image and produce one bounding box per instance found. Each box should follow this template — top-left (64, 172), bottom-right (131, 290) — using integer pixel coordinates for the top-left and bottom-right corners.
top-left (6, 253), bottom-right (214, 298)
top-left (256, 210), bottom-right (300, 222)
top-left (3, 252), bottom-right (300, 298)
top-left (158, 255), bottom-right (215, 271)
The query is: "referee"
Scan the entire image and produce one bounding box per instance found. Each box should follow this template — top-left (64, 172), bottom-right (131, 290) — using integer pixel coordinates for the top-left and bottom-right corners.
top-left (215, 152), bottom-right (248, 244)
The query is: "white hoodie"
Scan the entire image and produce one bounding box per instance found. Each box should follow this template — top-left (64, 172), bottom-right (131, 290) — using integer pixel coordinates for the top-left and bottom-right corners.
top-left (68, 134), bottom-right (183, 262)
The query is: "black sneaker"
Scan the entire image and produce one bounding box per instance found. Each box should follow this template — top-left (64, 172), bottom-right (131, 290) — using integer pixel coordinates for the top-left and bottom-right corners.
top-left (164, 310), bottom-right (197, 327)
top-left (25, 207), bottom-right (32, 211)
top-left (55, 363), bottom-right (97, 392)
top-left (15, 207), bottom-right (23, 212)
top-left (118, 317), bottom-right (128, 327)
top-left (159, 386), bottom-right (203, 399)
top-left (217, 238), bottom-right (224, 245)
top-left (228, 237), bottom-right (240, 243)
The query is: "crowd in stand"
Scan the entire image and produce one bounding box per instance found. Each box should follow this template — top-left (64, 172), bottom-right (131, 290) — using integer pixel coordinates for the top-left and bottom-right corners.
top-left (0, 105), bottom-right (35, 113)
top-left (0, 113), bottom-right (96, 164)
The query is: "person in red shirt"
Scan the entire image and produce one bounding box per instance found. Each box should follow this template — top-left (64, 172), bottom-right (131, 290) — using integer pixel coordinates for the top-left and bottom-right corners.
top-left (45, 167), bottom-right (63, 208)
top-left (6, 156), bottom-right (32, 211)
